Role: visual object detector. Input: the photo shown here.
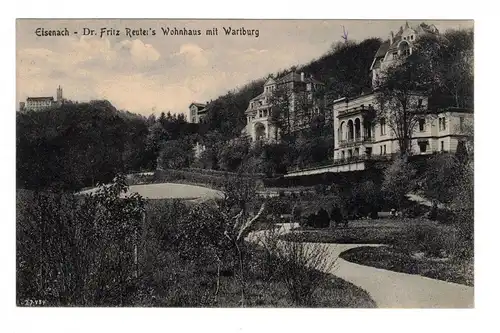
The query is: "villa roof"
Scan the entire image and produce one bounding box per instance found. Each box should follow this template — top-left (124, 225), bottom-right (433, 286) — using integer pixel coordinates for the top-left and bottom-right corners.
top-left (264, 77), bottom-right (276, 86)
top-left (305, 76), bottom-right (325, 85)
top-left (416, 22), bottom-right (439, 35)
top-left (189, 102), bottom-right (207, 109)
top-left (277, 71), bottom-right (302, 83)
top-left (250, 89), bottom-right (275, 102)
top-left (250, 92), bottom-right (266, 101)
top-left (374, 41), bottom-right (390, 58)
top-left (276, 71), bottom-right (324, 85)
top-left (372, 22), bottom-right (440, 66)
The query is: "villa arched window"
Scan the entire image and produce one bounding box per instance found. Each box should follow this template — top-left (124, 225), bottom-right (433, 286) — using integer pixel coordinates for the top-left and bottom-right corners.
top-left (399, 41), bottom-right (411, 57)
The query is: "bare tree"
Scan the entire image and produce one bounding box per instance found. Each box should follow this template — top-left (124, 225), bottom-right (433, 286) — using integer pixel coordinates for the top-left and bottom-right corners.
top-left (215, 174), bottom-right (268, 306)
top-left (375, 59), bottom-right (433, 157)
top-left (257, 223), bottom-right (335, 306)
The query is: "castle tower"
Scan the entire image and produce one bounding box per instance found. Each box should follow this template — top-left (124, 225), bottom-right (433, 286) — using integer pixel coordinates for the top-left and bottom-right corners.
top-left (56, 85), bottom-right (63, 102)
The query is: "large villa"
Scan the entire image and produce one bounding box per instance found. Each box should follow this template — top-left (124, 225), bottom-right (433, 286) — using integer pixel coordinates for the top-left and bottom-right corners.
top-left (189, 22), bottom-right (473, 176)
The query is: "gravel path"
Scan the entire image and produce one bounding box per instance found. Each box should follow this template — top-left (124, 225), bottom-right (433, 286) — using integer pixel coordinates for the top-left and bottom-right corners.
top-left (248, 224), bottom-right (474, 308)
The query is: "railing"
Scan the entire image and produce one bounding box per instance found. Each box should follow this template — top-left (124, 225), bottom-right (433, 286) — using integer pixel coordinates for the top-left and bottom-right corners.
top-left (332, 154), bottom-right (394, 164)
top-left (285, 153), bottom-right (399, 175)
top-left (337, 106), bottom-right (371, 117)
top-left (338, 136), bottom-right (366, 148)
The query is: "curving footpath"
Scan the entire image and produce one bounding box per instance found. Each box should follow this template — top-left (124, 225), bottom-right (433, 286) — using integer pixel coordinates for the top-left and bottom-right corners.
top-left (248, 224), bottom-right (474, 308)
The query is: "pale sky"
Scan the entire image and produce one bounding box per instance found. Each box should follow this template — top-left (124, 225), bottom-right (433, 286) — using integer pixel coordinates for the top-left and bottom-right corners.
top-left (16, 19), bottom-right (473, 117)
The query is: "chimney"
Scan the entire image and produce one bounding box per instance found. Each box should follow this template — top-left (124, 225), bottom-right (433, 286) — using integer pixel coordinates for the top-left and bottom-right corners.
top-left (390, 31), bottom-right (394, 44)
top-left (301, 72), bottom-right (305, 82)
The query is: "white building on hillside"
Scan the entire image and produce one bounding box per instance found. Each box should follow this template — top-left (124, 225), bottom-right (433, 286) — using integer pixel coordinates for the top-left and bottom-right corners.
top-left (188, 102), bottom-right (208, 123)
top-left (333, 95), bottom-right (473, 161)
top-left (371, 22), bottom-right (439, 88)
top-left (332, 22), bottom-right (473, 164)
top-left (243, 71), bottom-right (325, 142)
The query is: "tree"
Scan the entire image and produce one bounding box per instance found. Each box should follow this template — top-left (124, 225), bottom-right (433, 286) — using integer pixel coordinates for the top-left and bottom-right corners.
top-left (375, 57), bottom-right (433, 157)
top-left (422, 153), bottom-right (460, 205)
top-left (350, 180), bottom-right (382, 218)
top-left (176, 173), bottom-right (267, 306)
top-left (414, 29), bottom-right (474, 108)
top-left (259, 142), bottom-right (291, 176)
top-left (269, 84), bottom-right (293, 140)
top-left (382, 156), bottom-right (417, 209)
top-left (157, 139), bottom-right (194, 170)
top-left (217, 137), bottom-right (251, 172)
top-left (450, 123), bottom-right (474, 257)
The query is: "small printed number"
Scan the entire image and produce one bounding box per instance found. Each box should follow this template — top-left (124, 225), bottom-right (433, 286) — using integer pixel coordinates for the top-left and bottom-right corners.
top-left (23, 299), bottom-right (46, 306)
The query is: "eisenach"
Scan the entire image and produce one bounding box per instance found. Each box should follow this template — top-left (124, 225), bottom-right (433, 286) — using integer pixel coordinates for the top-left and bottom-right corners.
top-left (35, 28), bottom-right (70, 36)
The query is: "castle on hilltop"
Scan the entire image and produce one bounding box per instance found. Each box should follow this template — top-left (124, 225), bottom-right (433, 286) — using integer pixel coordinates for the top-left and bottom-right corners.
top-left (19, 86), bottom-right (64, 112)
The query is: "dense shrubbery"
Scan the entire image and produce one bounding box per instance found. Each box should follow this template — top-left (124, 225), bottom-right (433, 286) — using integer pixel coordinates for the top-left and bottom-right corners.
top-left (17, 175), bottom-right (145, 306)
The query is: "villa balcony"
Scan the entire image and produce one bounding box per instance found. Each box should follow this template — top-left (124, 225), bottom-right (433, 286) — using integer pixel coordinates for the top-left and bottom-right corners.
top-left (337, 106), bottom-right (371, 118)
top-left (363, 136), bottom-right (374, 143)
top-left (338, 136), bottom-right (369, 148)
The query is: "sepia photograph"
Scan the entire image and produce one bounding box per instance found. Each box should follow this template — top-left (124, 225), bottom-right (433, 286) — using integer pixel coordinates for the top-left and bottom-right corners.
top-left (15, 18), bottom-right (474, 309)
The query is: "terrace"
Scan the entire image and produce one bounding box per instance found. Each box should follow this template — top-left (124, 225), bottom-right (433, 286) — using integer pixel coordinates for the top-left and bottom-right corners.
top-left (285, 154), bottom-right (395, 178)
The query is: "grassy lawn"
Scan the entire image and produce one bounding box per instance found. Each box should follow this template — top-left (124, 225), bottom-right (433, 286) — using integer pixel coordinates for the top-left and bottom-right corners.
top-left (81, 182), bottom-right (224, 200)
top-left (340, 246), bottom-right (474, 286)
top-left (280, 218), bottom-right (474, 286)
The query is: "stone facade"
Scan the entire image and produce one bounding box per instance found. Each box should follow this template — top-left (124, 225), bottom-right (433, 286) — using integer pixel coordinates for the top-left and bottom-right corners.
top-left (371, 22), bottom-right (439, 88)
top-left (243, 71), bottom-right (325, 142)
top-left (333, 95), bottom-right (473, 161)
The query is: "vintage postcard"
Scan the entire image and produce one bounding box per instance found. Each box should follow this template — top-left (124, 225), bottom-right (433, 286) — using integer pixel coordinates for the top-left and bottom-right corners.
top-left (16, 19), bottom-right (474, 308)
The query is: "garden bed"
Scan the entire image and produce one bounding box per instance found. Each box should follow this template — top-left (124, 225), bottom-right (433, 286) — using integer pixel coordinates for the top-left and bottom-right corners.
top-left (339, 246), bottom-right (474, 286)
top-left (279, 218), bottom-right (433, 244)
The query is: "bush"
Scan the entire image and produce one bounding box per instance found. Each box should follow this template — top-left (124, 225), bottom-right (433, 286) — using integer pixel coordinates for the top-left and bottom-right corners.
top-left (274, 240), bottom-right (335, 306)
top-left (397, 224), bottom-right (458, 258)
top-left (427, 206), bottom-right (456, 224)
top-left (382, 157), bottom-right (417, 209)
top-left (436, 208), bottom-right (456, 224)
top-left (17, 176), bottom-right (145, 306)
top-left (403, 204), bottom-right (429, 218)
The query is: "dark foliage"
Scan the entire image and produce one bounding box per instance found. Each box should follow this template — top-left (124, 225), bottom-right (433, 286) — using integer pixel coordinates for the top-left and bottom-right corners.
top-left (17, 101), bottom-right (151, 191)
top-left (17, 175), bottom-right (145, 306)
top-left (17, 101), bottom-right (203, 191)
